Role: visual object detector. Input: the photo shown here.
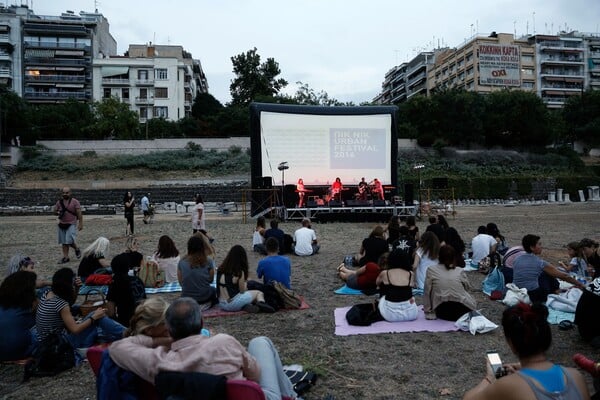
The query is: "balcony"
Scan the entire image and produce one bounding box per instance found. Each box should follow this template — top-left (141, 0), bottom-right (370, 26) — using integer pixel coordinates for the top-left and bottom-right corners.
top-left (135, 79), bottom-right (154, 86)
top-left (24, 90), bottom-right (89, 100)
top-left (539, 41), bottom-right (583, 51)
top-left (24, 40), bottom-right (89, 50)
top-left (26, 74), bottom-right (86, 83)
top-left (0, 52), bottom-right (11, 61)
top-left (135, 97), bottom-right (154, 104)
top-left (25, 57), bottom-right (89, 66)
top-left (0, 67), bottom-right (11, 78)
top-left (539, 55), bottom-right (583, 64)
top-left (0, 34), bottom-right (9, 42)
top-left (102, 78), bottom-right (130, 86)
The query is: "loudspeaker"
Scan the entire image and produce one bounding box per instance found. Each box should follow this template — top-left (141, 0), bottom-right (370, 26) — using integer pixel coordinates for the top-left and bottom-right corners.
top-left (283, 184), bottom-right (297, 208)
top-left (373, 200), bottom-right (386, 206)
top-left (261, 176), bottom-right (273, 189)
top-left (347, 200), bottom-right (369, 207)
top-left (307, 200), bottom-right (320, 208)
top-left (404, 184), bottom-right (414, 205)
top-left (432, 177), bottom-right (448, 189)
top-left (328, 200), bottom-right (343, 207)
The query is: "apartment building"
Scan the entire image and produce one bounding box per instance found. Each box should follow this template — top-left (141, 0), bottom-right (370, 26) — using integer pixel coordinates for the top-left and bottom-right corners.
top-left (0, 5), bottom-right (116, 101)
top-left (373, 63), bottom-right (407, 104)
top-left (93, 44), bottom-right (209, 122)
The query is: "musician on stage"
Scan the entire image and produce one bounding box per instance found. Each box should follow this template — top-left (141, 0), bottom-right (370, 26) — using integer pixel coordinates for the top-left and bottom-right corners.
top-left (357, 177), bottom-right (368, 201)
top-left (371, 178), bottom-right (384, 200)
top-left (331, 177), bottom-right (343, 202)
top-left (296, 178), bottom-right (306, 207)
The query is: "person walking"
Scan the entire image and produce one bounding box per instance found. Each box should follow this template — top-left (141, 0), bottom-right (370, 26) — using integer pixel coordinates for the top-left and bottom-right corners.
top-left (140, 193), bottom-right (150, 225)
top-left (53, 187), bottom-right (83, 264)
top-left (123, 191), bottom-right (135, 236)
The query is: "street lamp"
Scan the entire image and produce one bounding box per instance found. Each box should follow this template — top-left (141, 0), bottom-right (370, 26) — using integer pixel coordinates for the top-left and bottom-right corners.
top-left (413, 164), bottom-right (425, 218)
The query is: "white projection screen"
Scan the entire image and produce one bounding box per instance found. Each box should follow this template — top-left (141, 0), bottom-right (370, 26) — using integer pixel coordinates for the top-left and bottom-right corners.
top-left (250, 103), bottom-right (398, 189)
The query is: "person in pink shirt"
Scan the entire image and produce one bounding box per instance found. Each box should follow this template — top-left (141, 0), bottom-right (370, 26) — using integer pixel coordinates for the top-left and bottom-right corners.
top-left (53, 187), bottom-right (83, 264)
top-left (109, 297), bottom-right (298, 400)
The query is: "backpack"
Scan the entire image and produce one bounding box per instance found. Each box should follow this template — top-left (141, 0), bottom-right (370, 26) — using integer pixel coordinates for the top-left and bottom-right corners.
top-left (24, 333), bottom-right (75, 381)
top-left (138, 260), bottom-right (165, 288)
top-left (345, 302), bottom-right (384, 326)
top-left (130, 276), bottom-right (147, 304)
top-left (270, 281), bottom-right (302, 309)
top-left (482, 266), bottom-right (506, 297)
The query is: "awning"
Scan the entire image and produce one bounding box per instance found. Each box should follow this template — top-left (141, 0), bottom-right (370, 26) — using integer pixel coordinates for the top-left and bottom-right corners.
top-left (56, 84), bottom-right (84, 88)
top-left (544, 90), bottom-right (565, 95)
top-left (25, 49), bottom-right (54, 58)
top-left (543, 76), bottom-right (565, 82)
top-left (26, 66), bottom-right (55, 71)
top-left (55, 67), bottom-right (85, 71)
top-left (55, 50), bottom-right (84, 56)
top-left (101, 66), bottom-right (129, 77)
top-left (0, 25), bottom-right (10, 32)
top-left (565, 78), bottom-right (583, 83)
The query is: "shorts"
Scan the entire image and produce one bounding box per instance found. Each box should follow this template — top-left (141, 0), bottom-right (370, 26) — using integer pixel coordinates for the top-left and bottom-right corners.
top-left (346, 273), bottom-right (360, 289)
top-left (378, 296), bottom-right (418, 322)
top-left (219, 292), bottom-right (253, 312)
top-left (57, 224), bottom-right (77, 245)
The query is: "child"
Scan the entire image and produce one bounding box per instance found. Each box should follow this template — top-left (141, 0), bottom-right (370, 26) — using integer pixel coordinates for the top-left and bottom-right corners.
top-left (558, 241), bottom-right (588, 278)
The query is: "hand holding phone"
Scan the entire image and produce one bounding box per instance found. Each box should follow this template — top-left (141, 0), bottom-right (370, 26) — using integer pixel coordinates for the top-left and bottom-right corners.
top-left (487, 351), bottom-right (505, 378)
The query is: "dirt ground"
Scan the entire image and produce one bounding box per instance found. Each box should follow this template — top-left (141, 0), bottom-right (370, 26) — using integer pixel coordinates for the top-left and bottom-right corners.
top-left (1, 202), bottom-right (600, 399)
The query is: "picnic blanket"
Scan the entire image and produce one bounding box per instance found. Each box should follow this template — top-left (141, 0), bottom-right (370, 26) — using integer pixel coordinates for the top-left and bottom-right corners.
top-left (79, 285), bottom-right (109, 296)
top-left (203, 298), bottom-right (310, 318)
top-left (334, 285), bottom-right (364, 295)
top-left (547, 308), bottom-right (575, 324)
top-left (334, 305), bottom-right (460, 336)
top-left (145, 281), bottom-right (183, 294)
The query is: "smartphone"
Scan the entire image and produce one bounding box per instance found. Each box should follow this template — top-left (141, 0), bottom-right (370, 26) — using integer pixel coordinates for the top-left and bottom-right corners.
top-left (486, 351), bottom-right (504, 378)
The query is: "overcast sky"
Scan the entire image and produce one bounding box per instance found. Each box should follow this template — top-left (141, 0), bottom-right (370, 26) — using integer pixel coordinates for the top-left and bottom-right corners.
top-left (32, 0), bottom-right (600, 105)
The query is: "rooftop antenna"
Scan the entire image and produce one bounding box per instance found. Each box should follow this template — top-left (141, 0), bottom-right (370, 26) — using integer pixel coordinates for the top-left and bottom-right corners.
top-left (514, 20), bottom-right (517, 37)
top-left (532, 11), bottom-right (536, 34)
top-left (94, 0), bottom-right (99, 12)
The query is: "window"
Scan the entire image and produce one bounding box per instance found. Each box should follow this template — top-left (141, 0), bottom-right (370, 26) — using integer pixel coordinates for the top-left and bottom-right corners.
top-left (103, 88), bottom-right (111, 98)
top-left (154, 87), bottom-right (168, 98)
top-left (139, 107), bottom-right (147, 118)
top-left (466, 67), bottom-right (474, 76)
top-left (121, 88), bottom-right (129, 99)
top-left (521, 68), bottom-right (534, 76)
top-left (465, 53), bottom-right (473, 63)
top-left (522, 55), bottom-right (534, 63)
top-left (153, 106), bottom-right (168, 118)
top-left (139, 88), bottom-right (147, 99)
top-left (154, 68), bottom-right (168, 80)
top-left (522, 82), bottom-right (534, 89)
top-left (138, 70), bottom-right (148, 80)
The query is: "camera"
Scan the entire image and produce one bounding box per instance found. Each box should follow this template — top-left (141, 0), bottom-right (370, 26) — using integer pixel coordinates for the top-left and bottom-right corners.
top-left (486, 351), bottom-right (507, 378)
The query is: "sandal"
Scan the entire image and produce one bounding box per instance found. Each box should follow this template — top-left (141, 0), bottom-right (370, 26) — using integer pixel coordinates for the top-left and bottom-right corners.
top-left (558, 320), bottom-right (575, 331)
top-left (58, 257), bottom-right (70, 264)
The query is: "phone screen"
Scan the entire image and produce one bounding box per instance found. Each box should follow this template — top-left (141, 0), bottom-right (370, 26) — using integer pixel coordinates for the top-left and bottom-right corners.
top-left (487, 352), bottom-right (501, 365)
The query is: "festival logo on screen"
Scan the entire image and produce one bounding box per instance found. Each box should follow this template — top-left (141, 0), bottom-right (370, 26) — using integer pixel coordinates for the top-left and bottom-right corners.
top-left (479, 44), bottom-right (520, 86)
top-left (330, 128), bottom-right (386, 169)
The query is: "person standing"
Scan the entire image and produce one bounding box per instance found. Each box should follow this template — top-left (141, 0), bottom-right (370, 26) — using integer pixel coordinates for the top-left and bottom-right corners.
top-left (53, 187), bottom-right (83, 264)
top-left (293, 218), bottom-right (319, 256)
top-left (357, 177), bottom-right (369, 201)
top-left (192, 194), bottom-right (205, 234)
top-left (140, 193), bottom-right (150, 225)
top-left (331, 177), bottom-right (343, 203)
top-left (296, 178), bottom-right (306, 208)
top-left (123, 191), bottom-right (135, 236)
top-left (371, 178), bottom-right (384, 201)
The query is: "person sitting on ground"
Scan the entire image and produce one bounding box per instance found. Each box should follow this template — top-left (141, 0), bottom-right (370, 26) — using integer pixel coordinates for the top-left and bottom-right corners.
top-left (463, 302), bottom-right (589, 400)
top-left (558, 241), bottom-right (588, 278)
top-left (376, 249), bottom-right (418, 322)
top-left (385, 215), bottom-right (401, 246)
top-left (412, 231), bottom-right (441, 290)
top-left (36, 268), bottom-right (125, 358)
top-left (252, 216), bottom-right (267, 255)
top-left (152, 235), bottom-right (181, 284)
top-left (124, 297), bottom-right (171, 339)
top-left (581, 238), bottom-right (600, 278)
top-left (356, 225), bottom-right (389, 267)
top-left (108, 297), bottom-right (299, 400)
top-left (390, 225), bottom-right (418, 260)
top-left (217, 245), bottom-right (275, 313)
top-left (423, 245), bottom-right (476, 321)
top-left (194, 229), bottom-right (216, 260)
top-left (513, 234), bottom-right (585, 304)
top-left (6, 253), bottom-right (51, 289)
top-left (0, 270), bottom-right (38, 361)
top-left (406, 215), bottom-right (420, 241)
top-left (426, 215), bottom-right (446, 243)
top-left (106, 253), bottom-right (147, 327)
top-left (470, 226), bottom-right (497, 269)
top-left (77, 237), bottom-right (111, 283)
top-left (337, 252), bottom-right (386, 293)
top-left (501, 245), bottom-right (526, 284)
top-left (444, 227), bottom-right (466, 268)
top-left (487, 222), bottom-right (509, 256)
top-left (178, 235), bottom-right (217, 310)
top-left (257, 238), bottom-right (292, 289)
top-left (293, 218), bottom-right (320, 256)
top-left (263, 219), bottom-right (286, 255)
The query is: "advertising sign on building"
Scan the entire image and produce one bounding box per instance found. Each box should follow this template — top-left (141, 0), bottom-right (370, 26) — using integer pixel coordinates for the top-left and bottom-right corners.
top-left (479, 44), bottom-right (520, 86)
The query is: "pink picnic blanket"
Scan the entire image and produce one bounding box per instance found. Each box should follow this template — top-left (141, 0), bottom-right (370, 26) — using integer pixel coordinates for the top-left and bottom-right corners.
top-left (334, 305), bottom-right (461, 336)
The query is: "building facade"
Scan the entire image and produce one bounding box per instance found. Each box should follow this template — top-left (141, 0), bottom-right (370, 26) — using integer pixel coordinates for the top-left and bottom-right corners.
top-left (93, 44), bottom-right (209, 122)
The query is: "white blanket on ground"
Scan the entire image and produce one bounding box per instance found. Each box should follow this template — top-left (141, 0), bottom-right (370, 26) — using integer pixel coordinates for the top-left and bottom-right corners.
top-left (545, 288), bottom-right (583, 313)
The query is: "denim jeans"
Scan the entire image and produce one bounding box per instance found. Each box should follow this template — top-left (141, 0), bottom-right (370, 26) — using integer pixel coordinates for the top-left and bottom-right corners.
top-left (219, 292), bottom-right (253, 312)
top-left (67, 316), bottom-right (125, 349)
top-left (247, 336), bottom-right (296, 400)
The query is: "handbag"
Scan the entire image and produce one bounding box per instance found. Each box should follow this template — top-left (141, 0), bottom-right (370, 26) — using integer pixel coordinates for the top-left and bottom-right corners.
top-left (346, 302), bottom-right (383, 326)
top-left (138, 259), bottom-right (165, 288)
top-left (502, 283), bottom-right (531, 306)
top-left (58, 223), bottom-right (71, 230)
top-left (455, 310), bottom-right (498, 335)
top-left (80, 289), bottom-right (107, 317)
top-left (482, 266), bottom-right (505, 297)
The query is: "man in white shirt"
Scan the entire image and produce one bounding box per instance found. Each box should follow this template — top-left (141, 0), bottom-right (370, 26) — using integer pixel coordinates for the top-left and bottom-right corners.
top-left (141, 193), bottom-right (150, 224)
top-left (293, 218), bottom-right (319, 256)
top-left (471, 225), bottom-right (497, 268)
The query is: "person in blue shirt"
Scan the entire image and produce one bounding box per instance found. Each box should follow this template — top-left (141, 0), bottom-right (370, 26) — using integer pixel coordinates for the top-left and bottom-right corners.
top-left (264, 219), bottom-right (285, 255)
top-left (257, 238), bottom-right (292, 289)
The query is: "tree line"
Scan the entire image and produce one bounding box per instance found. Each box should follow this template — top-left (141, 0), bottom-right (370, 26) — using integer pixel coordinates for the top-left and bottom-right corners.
top-left (0, 47), bottom-right (598, 148)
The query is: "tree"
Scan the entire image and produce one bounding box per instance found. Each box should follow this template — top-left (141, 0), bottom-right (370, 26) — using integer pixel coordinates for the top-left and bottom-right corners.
top-left (0, 86), bottom-right (30, 144)
top-left (229, 48), bottom-right (288, 106)
top-left (191, 92), bottom-right (223, 120)
top-left (88, 97), bottom-right (139, 139)
top-left (563, 90), bottom-right (600, 146)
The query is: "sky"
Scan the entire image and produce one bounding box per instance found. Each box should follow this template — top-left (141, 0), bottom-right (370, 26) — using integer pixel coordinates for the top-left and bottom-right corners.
top-left (29, 0), bottom-right (600, 105)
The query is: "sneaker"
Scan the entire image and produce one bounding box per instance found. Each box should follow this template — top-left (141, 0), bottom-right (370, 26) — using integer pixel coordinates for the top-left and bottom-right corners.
top-left (242, 304), bottom-right (260, 313)
top-left (573, 353), bottom-right (600, 377)
top-left (143, 220), bottom-right (148, 224)
top-left (256, 301), bottom-right (276, 313)
top-left (58, 257), bottom-right (70, 264)
top-left (75, 248), bottom-right (81, 259)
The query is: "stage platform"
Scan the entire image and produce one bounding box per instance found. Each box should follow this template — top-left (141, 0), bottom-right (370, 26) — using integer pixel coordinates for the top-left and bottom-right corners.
top-left (283, 204), bottom-right (416, 222)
